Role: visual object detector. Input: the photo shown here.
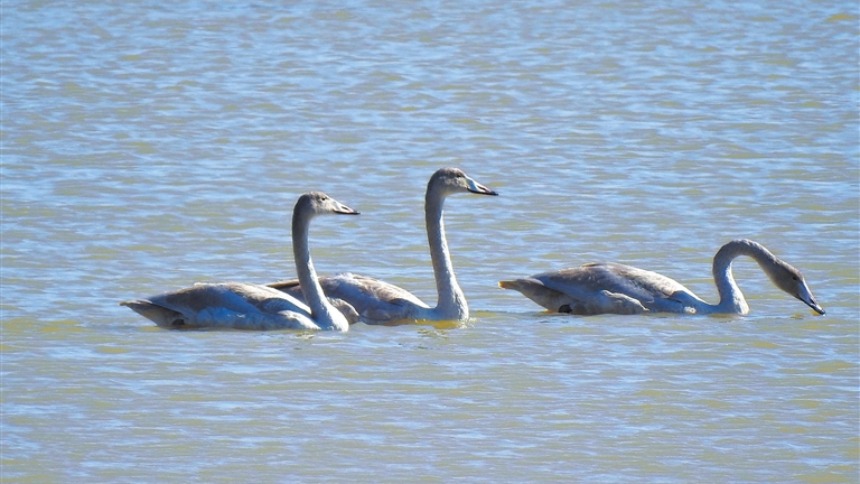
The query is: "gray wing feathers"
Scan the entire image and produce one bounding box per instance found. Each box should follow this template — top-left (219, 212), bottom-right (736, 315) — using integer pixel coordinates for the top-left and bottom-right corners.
top-left (503, 263), bottom-right (695, 315)
top-left (269, 273), bottom-right (429, 322)
top-left (121, 283), bottom-right (317, 329)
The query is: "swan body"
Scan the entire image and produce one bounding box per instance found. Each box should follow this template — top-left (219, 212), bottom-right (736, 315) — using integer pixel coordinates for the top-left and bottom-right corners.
top-left (121, 192), bottom-right (359, 331)
top-left (499, 239), bottom-right (825, 316)
top-left (268, 167), bottom-right (498, 325)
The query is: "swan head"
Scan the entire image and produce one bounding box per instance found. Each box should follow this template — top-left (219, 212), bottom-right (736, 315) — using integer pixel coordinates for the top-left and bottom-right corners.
top-left (430, 167), bottom-right (498, 197)
top-left (768, 260), bottom-right (825, 315)
top-left (297, 191), bottom-right (360, 218)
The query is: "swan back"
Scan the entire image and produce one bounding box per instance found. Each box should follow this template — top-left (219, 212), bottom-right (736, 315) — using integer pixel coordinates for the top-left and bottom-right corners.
top-left (121, 283), bottom-right (320, 330)
top-left (500, 262), bottom-right (698, 315)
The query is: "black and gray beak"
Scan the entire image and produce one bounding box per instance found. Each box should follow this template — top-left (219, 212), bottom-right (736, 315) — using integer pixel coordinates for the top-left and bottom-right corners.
top-left (796, 282), bottom-right (825, 315)
top-left (466, 176), bottom-right (499, 196)
top-left (335, 202), bottom-right (360, 215)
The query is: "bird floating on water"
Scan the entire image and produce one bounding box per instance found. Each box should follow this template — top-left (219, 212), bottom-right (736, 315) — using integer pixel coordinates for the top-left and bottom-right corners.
top-left (121, 192), bottom-right (359, 331)
top-left (499, 239), bottom-right (825, 316)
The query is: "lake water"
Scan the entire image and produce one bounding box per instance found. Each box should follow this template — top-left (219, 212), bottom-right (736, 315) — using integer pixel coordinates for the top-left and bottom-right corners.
top-left (2, 1), bottom-right (858, 482)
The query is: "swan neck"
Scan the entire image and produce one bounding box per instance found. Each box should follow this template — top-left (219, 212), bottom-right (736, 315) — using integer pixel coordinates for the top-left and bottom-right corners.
top-left (711, 240), bottom-right (775, 315)
top-left (292, 209), bottom-right (346, 330)
top-left (425, 188), bottom-right (468, 319)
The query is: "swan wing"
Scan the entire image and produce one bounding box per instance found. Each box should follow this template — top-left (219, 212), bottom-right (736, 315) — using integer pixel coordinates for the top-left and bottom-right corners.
top-left (268, 273), bottom-right (429, 323)
top-left (550, 263), bottom-right (674, 295)
top-left (502, 263), bottom-right (696, 315)
top-left (581, 263), bottom-right (703, 313)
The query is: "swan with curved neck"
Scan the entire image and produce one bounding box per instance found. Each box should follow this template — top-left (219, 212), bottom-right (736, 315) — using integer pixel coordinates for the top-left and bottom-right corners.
top-left (120, 192), bottom-right (359, 331)
top-left (269, 167), bottom-right (498, 324)
top-left (499, 239), bottom-right (825, 316)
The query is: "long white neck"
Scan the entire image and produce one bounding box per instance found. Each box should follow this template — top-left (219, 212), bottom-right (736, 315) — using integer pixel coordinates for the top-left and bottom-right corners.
top-left (709, 239), bottom-right (779, 315)
top-left (292, 211), bottom-right (349, 331)
top-left (425, 188), bottom-right (468, 320)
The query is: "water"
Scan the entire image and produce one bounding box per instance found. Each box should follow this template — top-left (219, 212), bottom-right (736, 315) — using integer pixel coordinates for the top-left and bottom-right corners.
top-left (2, 1), bottom-right (858, 482)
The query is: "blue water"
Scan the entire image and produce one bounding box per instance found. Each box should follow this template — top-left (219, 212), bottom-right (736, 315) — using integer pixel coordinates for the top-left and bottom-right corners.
top-left (2, 1), bottom-right (858, 482)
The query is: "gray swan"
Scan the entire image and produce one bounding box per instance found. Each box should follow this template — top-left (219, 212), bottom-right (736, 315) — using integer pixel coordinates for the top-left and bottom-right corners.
top-left (120, 192), bottom-right (359, 330)
top-left (499, 239), bottom-right (825, 316)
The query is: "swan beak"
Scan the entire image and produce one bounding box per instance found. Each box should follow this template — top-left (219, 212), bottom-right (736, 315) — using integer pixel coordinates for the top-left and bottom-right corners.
top-left (796, 282), bottom-right (825, 315)
top-left (334, 203), bottom-right (360, 216)
top-left (466, 177), bottom-right (499, 196)
top-left (804, 300), bottom-right (825, 316)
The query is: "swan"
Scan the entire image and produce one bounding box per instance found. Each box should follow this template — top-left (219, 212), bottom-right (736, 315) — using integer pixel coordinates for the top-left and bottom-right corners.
top-left (268, 167), bottom-right (498, 324)
top-left (120, 192), bottom-right (359, 331)
top-left (499, 239), bottom-right (825, 316)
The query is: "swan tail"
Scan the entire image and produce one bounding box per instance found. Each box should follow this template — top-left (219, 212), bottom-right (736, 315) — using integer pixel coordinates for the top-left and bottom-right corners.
top-left (498, 279), bottom-right (571, 312)
top-left (120, 299), bottom-right (187, 328)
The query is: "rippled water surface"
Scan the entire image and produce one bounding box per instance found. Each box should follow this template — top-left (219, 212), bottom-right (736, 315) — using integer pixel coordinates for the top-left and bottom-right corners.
top-left (2, 1), bottom-right (858, 482)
